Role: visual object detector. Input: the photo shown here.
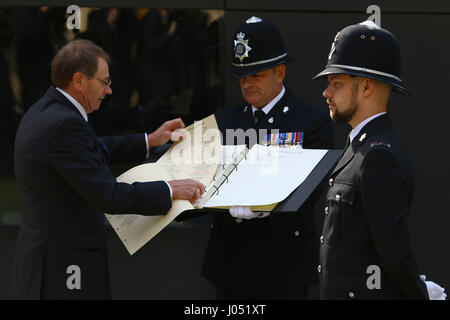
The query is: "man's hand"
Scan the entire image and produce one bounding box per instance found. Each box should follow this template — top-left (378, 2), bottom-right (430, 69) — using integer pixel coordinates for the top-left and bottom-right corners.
top-left (147, 118), bottom-right (185, 148)
top-left (168, 179), bottom-right (205, 203)
top-left (420, 275), bottom-right (447, 300)
top-left (229, 206), bottom-right (270, 220)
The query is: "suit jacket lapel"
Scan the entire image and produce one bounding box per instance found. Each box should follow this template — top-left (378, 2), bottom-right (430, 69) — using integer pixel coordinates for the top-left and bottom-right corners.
top-left (331, 142), bottom-right (355, 175)
top-left (263, 90), bottom-right (291, 130)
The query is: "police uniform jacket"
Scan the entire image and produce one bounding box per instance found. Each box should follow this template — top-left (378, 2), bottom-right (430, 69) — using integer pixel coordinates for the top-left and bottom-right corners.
top-left (13, 86), bottom-right (172, 299)
top-left (319, 113), bottom-right (428, 299)
top-left (202, 89), bottom-right (333, 293)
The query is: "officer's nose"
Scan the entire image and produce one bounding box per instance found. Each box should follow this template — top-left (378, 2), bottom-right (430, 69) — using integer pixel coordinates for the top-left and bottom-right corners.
top-left (323, 85), bottom-right (331, 99)
top-left (239, 76), bottom-right (251, 89)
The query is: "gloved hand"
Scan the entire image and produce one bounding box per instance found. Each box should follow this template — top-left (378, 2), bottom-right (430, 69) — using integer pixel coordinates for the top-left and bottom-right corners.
top-left (229, 206), bottom-right (270, 220)
top-left (420, 275), bottom-right (447, 300)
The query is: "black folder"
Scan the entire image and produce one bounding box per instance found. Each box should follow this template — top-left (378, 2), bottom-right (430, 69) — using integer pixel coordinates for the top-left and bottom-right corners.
top-left (271, 149), bottom-right (343, 212)
top-left (175, 149), bottom-right (343, 223)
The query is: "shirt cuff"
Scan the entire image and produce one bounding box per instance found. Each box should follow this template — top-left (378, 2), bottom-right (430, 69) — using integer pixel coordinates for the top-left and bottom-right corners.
top-left (145, 133), bottom-right (150, 159)
top-left (165, 181), bottom-right (173, 199)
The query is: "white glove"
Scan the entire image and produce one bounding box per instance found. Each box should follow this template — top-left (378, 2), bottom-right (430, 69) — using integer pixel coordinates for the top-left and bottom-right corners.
top-left (229, 206), bottom-right (270, 220)
top-left (420, 275), bottom-right (447, 300)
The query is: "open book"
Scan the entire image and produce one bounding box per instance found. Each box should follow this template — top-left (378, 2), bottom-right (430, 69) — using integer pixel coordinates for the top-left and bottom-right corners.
top-left (105, 114), bottom-right (340, 254)
top-left (106, 144), bottom-right (332, 255)
top-left (196, 144), bottom-right (327, 211)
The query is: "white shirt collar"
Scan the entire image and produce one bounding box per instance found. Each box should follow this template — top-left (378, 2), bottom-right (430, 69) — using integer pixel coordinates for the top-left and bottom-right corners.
top-left (56, 87), bottom-right (88, 122)
top-left (350, 112), bottom-right (387, 143)
top-left (251, 85), bottom-right (285, 116)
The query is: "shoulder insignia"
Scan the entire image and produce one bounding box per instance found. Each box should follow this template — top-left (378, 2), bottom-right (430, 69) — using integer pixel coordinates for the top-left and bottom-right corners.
top-left (359, 133), bottom-right (367, 142)
top-left (370, 141), bottom-right (391, 148)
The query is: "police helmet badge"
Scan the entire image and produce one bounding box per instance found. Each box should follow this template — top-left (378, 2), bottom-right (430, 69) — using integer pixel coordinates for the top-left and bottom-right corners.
top-left (246, 16), bottom-right (262, 24)
top-left (234, 32), bottom-right (252, 63)
top-left (359, 20), bottom-right (380, 30)
top-left (328, 32), bottom-right (340, 60)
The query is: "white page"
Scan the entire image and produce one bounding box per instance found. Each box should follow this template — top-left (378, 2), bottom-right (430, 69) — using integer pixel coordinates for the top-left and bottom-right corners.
top-left (203, 144), bottom-right (327, 207)
top-left (205, 145), bottom-right (247, 190)
top-left (194, 145), bottom-right (247, 208)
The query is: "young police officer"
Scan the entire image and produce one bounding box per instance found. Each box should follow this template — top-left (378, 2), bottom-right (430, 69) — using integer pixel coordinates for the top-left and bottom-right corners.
top-left (313, 21), bottom-right (446, 300)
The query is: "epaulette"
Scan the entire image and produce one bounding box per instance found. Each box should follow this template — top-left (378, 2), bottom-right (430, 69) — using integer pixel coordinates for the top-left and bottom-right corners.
top-left (370, 141), bottom-right (391, 148)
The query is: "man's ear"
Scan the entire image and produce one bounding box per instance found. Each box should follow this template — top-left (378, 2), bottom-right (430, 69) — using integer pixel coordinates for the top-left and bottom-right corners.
top-left (72, 72), bottom-right (85, 91)
top-left (361, 78), bottom-right (375, 97)
top-left (275, 64), bottom-right (286, 83)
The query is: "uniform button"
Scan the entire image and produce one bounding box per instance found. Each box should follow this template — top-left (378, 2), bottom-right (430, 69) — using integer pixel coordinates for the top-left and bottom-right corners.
top-left (320, 235), bottom-right (324, 244)
top-left (294, 230), bottom-right (300, 237)
top-left (329, 178), bottom-right (334, 186)
top-left (324, 206), bottom-right (329, 215)
top-left (235, 218), bottom-right (242, 224)
top-left (318, 265), bottom-right (321, 273)
top-left (335, 194), bottom-right (341, 202)
top-left (349, 291), bottom-right (355, 299)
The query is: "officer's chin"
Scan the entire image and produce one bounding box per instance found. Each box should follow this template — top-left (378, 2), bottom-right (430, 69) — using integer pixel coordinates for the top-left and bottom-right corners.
top-left (244, 94), bottom-right (260, 107)
top-left (96, 99), bottom-right (104, 110)
top-left (330, 108), bottom-right (341, 123)
top-left (328, 105), bottom-right (335, 115)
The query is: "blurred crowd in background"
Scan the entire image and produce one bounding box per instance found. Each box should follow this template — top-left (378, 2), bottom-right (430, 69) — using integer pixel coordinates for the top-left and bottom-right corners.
top-left (0, 6), bottom-right (224, 179)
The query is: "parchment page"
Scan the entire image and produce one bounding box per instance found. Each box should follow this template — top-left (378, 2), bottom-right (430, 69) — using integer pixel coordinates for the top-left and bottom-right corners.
top-left (105, 163), bottom-right (193, 255)
top-left (157, 114), bottom-right (221, 186)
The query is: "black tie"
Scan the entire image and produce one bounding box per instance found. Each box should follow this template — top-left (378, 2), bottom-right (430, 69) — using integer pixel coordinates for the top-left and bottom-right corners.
top-left (254, 109), bottom-right (266, 125)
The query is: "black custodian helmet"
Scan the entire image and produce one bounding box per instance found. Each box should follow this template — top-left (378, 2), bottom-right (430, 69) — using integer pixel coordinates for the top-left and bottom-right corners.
top-left (230, 16), bottom-right (292, 78)
top-left (313, 21), bottom-right (409, 96)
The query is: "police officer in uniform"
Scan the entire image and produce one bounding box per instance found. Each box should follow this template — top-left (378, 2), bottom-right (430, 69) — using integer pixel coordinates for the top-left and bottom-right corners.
top-left (313, 21), bottom-right (446, 300)
top-left (201, 16), bottom-right (333, 299)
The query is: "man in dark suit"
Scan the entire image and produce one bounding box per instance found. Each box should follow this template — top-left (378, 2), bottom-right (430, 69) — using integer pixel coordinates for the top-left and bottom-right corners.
top-left (13, 39), bottom-right (205, 299)
top-left (313, 21), bottom-right (446, 299)
top-left (201, 17), bottom-right (334, 299)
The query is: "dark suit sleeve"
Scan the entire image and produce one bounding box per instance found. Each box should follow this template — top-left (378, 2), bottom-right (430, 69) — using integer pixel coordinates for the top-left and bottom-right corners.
top-left (359, 146), bottom-right (428, 299)
top-left (47, 116), bottom-right (172, 215)
top-left (101, 133), bottom-right (147, 165)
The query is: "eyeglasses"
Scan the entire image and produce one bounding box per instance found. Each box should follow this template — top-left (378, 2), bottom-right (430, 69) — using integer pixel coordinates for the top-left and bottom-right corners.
top-left (95, 77), bottom-right (112, 88)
